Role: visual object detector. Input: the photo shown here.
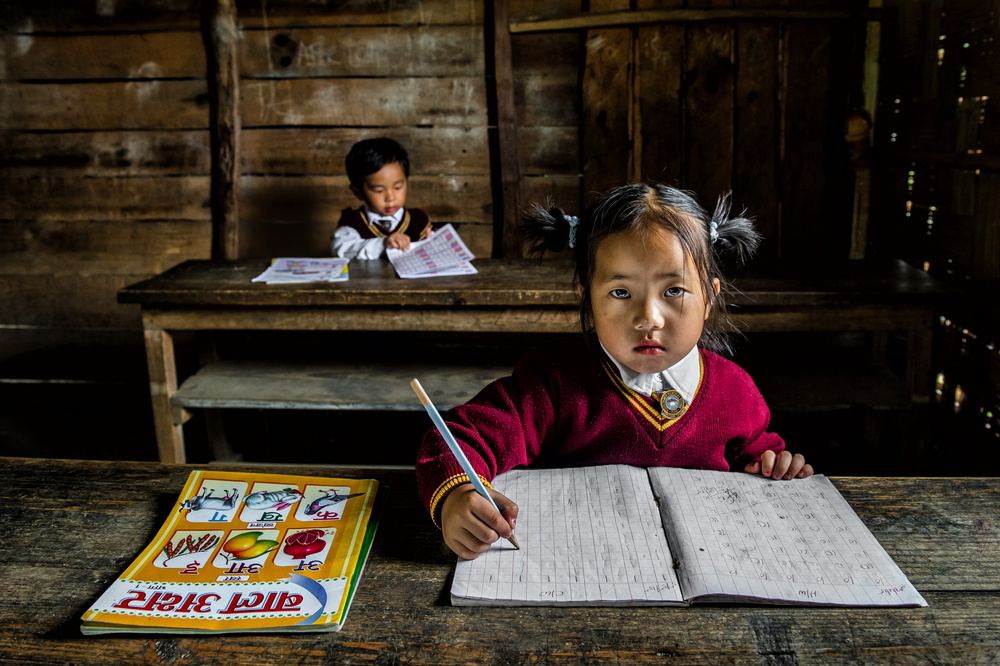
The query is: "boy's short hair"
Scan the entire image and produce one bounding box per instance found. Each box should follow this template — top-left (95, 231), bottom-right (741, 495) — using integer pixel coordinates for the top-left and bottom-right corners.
top-left (345, 137), bottom-right (410, 188)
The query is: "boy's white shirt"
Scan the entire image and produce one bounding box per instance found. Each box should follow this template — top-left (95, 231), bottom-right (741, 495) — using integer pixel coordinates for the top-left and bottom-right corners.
top-left (600, 340), bottom-right (701, 404)
top-left (331, 205), bottom-right (405, 259)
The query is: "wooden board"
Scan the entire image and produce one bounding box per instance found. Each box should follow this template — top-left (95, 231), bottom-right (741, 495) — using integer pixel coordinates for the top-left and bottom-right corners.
top-left (582, 0), bottom-right (633, 203)
top-left (733, 11), bottom-right (780, 258)
top-left (0, 220), bottom-right (210, 275)
top-left (171, 360), bottom-right (512, 411)
top-left (0, 0), bottom-right (484, 31)
top-left (0, 127), bottom-right (492, 177)
top-left (0, 77), bottom-right (488, 131)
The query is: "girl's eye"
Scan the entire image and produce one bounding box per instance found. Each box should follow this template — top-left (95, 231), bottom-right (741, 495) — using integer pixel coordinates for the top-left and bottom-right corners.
top-left (610, 288), bottom-right (630, 299)
top-left (665, 287), bottom-right (685, 297)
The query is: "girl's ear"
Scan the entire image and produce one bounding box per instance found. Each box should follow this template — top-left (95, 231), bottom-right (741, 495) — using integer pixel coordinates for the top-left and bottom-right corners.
top-left (704, 278), bottom-right (721, 320)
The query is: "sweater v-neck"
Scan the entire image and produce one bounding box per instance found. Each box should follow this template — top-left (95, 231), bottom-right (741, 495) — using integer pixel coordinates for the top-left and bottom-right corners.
top-left (599, 351), bottom-right (705, 438)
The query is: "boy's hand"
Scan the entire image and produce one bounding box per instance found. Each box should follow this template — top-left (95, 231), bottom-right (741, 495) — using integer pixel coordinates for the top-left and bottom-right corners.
top-left (385, 232), bottom-right (411, 251)
top-left (440, 483), bottom-right (518, 560)
top-left (744, 450), bottom-right (814, 480)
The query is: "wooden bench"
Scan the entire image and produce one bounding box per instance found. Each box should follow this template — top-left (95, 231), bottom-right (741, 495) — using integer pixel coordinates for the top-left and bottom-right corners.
top-left (119, 257), bottom-right (953, 463)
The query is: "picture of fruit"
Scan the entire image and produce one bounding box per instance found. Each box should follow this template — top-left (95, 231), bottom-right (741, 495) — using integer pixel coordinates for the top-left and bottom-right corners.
top-left (219, 531), bottom-right (278, 561)
top-left (223, 531), bottom-right (263, 554)
top-left (283, 529), bottom-right (327, 559)
top-left (233, 539), bottom-right (279, 560)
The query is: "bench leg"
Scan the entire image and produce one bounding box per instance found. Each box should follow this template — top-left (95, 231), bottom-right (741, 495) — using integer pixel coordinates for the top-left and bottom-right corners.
top-left (143, 326), bottom-right (186, 463)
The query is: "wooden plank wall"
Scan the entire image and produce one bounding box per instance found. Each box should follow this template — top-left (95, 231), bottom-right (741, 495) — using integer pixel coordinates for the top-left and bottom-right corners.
top-left (512, 0), bottom-right (869, 264)
top-left (872, 0), bottom-right (1000, 463)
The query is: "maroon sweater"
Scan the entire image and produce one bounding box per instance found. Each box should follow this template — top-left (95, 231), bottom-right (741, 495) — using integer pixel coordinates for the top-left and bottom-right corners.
top-left (336, 206), bottom-right (431, 242)
top-left (416, 339), bottom-right (785, 525)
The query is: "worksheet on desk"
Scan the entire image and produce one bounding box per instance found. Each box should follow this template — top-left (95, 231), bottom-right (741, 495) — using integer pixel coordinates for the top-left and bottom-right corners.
top-left (386, 223), bottom-right (476, 278)
top-left (450, 465), bottom-right (685, 606)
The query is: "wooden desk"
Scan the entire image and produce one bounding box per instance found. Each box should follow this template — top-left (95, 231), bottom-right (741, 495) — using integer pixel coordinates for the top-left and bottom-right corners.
top-left (1, 456), bottom-right (997, 664)
top-left (119, 258), bottom-right (949, 463)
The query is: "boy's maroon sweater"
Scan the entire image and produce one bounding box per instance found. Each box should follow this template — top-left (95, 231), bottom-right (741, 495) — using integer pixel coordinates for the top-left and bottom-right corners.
top-left (336, 206), bottom-right (430, 241)
top-left (416, 339), bottom-right (785, 525)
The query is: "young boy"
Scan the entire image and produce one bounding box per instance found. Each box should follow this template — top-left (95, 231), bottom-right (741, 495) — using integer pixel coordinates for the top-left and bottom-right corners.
top-left (331, 137), bottom-right (432, 259)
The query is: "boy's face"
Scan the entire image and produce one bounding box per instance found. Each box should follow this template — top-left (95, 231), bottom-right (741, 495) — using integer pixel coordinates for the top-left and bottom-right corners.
top-left (351, 160), bottom-right (408, 217)
top-left (589, 225), bottom-right (719, 375)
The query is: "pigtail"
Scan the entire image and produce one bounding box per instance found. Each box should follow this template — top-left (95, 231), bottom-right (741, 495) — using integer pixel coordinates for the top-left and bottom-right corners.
top-left (520, 201), bottom-right (575, 257)
top-left (709, 193), bottom-right (761, 266)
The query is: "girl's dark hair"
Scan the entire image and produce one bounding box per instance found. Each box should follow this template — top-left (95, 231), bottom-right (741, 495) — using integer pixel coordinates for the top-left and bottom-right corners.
top-left (345, 137), bottom-right (410, 188)
top-left (520, 183), bottom-right (761, 355)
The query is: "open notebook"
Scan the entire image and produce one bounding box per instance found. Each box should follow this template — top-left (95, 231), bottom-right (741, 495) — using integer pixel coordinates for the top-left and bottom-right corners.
top-left (452, 465), bottom-right (926, 607)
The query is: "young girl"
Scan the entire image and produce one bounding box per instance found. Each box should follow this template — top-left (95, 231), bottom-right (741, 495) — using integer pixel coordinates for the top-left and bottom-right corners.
top-left (416, 183), bottom-right (814, 559)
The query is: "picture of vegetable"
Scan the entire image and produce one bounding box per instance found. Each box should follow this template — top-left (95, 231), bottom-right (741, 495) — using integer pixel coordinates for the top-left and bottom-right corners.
top-left (161, 533), bottom-right (219, 563)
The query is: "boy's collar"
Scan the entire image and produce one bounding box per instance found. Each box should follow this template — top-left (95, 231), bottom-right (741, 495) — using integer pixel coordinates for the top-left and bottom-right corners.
top-left (363, 205), bottom-right (405, 224)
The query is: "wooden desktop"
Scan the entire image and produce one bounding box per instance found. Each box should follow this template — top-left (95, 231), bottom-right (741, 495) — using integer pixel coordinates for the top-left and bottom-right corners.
top-left (0, 456), bottom-right (996, 664)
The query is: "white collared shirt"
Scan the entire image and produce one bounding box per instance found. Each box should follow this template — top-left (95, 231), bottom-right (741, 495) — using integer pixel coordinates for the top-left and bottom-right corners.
top-left (599, 341), bottom-right (701, 404)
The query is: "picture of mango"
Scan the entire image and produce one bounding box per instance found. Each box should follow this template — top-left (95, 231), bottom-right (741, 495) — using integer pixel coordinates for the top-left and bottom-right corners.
top-left (233, 539), bottom-right (279, 560)
top-left (222, 531), bottom-right (263, 554)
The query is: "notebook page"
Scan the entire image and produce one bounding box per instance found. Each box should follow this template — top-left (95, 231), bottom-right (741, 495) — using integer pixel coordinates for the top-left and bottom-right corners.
top-left (647, 468), bottom-right (927, 606)
top-left (451, 465), bottom-right (685, 606)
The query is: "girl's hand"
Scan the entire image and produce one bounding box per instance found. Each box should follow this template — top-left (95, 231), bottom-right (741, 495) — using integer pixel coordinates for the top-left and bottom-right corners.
top-left (744, 450), bottom-right (814, 480)
top-left (440, 484), bottom-right (518, 560)
top-left (385, 232), bottom-right (411, 251)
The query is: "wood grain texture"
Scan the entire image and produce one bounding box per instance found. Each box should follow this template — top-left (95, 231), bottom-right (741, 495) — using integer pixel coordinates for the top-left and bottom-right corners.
top-left (636, 23), bottom-right (685, 184)
top-left (0, 175), bottom-right (490, 223)
top-left (684, 18), bottom-right (735, 204)
top-left (0, 457), bottom-right (998, 664)
top-left (2, 26), bottom-right (484, 80)
top-left (241, 25), bottom-right (485, 78)
top-left (0, 0), bottom-right (483, 31)
top-left (582, 25), bottom-right (633, 203)
top-left (117, 258), bottom-right (951, 310)
top-left (172, 360), bottom-right (514, 410)
top-left (202, 0), bottom-right (241, 260)
top-left (733, 18), bottom-right (780, 259)
top-left (0, 78), bottom-right (487, 131)
top-left (0, 220), bottom-right (210, 275)
top-left (489, 0), bottom-right (523, 258)
top-left (0, 274), bottom-right (146, 328)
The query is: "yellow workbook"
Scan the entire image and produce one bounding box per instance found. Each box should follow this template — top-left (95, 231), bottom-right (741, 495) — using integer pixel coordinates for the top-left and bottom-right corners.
top-left (81, 469), bottom-right (383, 634)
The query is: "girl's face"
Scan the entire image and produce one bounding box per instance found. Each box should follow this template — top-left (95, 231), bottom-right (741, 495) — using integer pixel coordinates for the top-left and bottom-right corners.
top-left (590, 225), bottom-right (719, 375)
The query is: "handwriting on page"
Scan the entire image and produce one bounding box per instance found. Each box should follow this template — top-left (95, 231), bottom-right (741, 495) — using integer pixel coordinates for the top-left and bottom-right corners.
top-left (649, 469), bottom-right (921, 605)
top-left (451, 466), bottom-right (685, 605)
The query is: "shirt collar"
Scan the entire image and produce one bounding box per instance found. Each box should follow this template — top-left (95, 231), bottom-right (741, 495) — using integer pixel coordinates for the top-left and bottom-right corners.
top-left (599, 341), bottom-right (701, 404)
top-left (364, 205), bottom-right (405, 230)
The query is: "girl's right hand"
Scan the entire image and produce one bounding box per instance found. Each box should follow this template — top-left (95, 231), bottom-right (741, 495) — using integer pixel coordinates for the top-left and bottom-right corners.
top-left (440, 484), bottom-right (518, 560)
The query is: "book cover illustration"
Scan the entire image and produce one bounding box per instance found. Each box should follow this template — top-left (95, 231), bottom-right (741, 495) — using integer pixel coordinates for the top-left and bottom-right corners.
top-left (81, 470), bottom-right (382, 634)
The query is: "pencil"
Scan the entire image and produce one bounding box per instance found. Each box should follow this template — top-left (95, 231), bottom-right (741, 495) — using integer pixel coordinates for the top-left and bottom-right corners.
top-left (410, 378), bottom-right (520, 550)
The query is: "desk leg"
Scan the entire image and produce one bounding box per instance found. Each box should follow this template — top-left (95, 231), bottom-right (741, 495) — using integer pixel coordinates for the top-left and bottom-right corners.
top-left (143, 325), bottom-right (186, 463)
